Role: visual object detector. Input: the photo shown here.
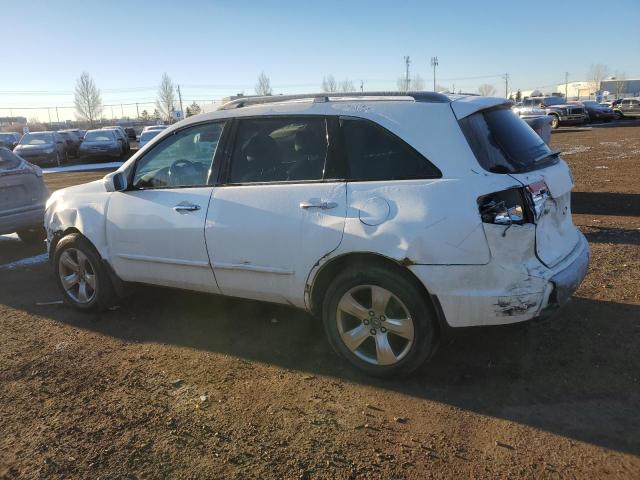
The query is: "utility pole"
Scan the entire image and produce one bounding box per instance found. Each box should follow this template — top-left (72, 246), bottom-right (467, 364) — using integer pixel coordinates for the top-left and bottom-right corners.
top-left (360, 80), bottom-right (364, 92)
top-left (120, 104), bottom-right (124, 118)
top-left (431, 56), bottom-right (439, 91)
top-left (565, 71), bottom-right (569, 99)
top-left (503, 73), bottom-right (510, 98)
top-left (47, 108), bottom-right (51, 127)
top-left (177, 85), bottom-right (184, 119)
top-left (110, 106), bottom-right (114, 120)
top-left (55, 107), bottom-right (60, 125)
top-left (136, 102), bottom-right (140, 119)
top-left (404, 56), bottom-right (411, 92)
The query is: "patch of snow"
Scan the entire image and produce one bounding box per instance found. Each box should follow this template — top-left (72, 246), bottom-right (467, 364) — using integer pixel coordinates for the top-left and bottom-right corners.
top-left (42, 162), bottom-right (123, 174)
top-left (562, 145), bottom-right (591, 156)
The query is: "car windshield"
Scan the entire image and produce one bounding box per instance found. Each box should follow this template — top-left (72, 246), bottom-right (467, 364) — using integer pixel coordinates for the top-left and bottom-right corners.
top-left (0, 133), bottom-right (15, 141)
top-left (140, 130), bottom-right (161, 141)
top-left (541, 97), bottom-right (565, 106)
top-left (583, 101), bottom-right (599, 107)
top-left (84, 131), bottom-right (114, 142)
top-left (459, 106), bottom-right (556, 174)
top-left (20, 133), bottom-right (54, 145)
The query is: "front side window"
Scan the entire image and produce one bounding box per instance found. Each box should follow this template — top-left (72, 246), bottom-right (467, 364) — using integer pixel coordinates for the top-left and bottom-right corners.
top-left (229, 117), bottom-right (328, 183)
top-left (340, 118), bottom-right (440, 181)
top-left (132, 121), bottom-right (225, 189)
top-left (20, 133), bottom-right (53, 145)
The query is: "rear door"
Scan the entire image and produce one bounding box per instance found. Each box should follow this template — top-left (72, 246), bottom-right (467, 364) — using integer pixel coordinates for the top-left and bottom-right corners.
top-left (0, 150), bottom-right (43, 215)
top-left (206, 116), bottom-right (346, 307)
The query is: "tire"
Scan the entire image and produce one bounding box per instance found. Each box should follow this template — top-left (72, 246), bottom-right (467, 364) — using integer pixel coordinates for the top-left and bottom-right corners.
top-left (17, 226), bottom-right (46, 244)
top-left (53, 233), bottom-right (115, 312)
top-left (322, 265), bottom-right (437, 377)
top-left (614, 110), bottom-right (623, 120)
top-left (550, 114), bottom-right (560, 129)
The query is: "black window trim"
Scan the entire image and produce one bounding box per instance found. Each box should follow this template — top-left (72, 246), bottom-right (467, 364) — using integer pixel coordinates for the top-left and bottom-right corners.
top-left (337, 115), bottom-right (442, 182)
top-left (217, 114), bottom-right (343, 187)
top-left (127, 119), bottom-right (229, 191)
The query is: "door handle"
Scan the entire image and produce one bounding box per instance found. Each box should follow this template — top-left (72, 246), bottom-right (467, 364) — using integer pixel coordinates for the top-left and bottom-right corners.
top-left (173, 202), bottom-right (201, 213)
top-left (300, 200), bottom-right (338, 210)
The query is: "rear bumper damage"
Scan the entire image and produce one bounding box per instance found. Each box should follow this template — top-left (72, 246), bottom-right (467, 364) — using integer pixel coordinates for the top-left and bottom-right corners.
top-left (409, 232), bottom-right (590, 328)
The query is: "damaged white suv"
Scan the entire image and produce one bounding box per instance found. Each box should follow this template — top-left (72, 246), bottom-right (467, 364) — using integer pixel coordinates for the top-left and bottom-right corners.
top-left (45, 92), bottom-right (589, 376)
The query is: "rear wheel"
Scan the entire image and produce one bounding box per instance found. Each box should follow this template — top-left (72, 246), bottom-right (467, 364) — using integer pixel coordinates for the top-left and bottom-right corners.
top-left (53, 233), bottom-right (115, 311)
top-left (322, 266), bottom-right (437, 377)
top-left (550, 114), bottom-right (560, 129)
top-left (17, 227), bottom-right (46, 244)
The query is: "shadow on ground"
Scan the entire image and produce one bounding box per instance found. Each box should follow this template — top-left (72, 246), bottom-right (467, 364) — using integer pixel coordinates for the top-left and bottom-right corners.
top-left (573, 191), bottom-right (640, 217)
top-left (1, 258), bottom-right (639, 456)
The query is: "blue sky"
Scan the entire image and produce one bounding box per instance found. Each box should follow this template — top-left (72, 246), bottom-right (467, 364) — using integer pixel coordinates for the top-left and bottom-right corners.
top-left (2, 0), bottom-right (639, 121)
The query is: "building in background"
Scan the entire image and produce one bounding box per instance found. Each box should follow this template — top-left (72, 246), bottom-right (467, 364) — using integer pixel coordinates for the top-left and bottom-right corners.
top-left (0, 116), bottom-right (27, 127)
top-left (555, 81), bottom-right (597, 100)
top-left (600, 79), bottom-right (640, 99)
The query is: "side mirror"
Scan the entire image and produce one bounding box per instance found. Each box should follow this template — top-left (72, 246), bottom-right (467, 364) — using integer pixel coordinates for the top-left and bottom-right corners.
top-left (104, 171), bottom-right (128, 192)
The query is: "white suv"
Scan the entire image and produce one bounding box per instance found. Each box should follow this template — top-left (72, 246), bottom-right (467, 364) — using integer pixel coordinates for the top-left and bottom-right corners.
top-left (45, 92), bottom-right (589, 376)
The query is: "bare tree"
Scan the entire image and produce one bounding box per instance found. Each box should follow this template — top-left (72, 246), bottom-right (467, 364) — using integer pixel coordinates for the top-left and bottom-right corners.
top-left (321, 75), bottom-right (338, 93)
top-left (156, 73), bottom-right (176, 121)
top-left (412, 74), bottom-right (425, 91)
top-left (255, 72), bottom-right (272, 96)
top-left (478, 84), bottom-right (497, 96)
top-left (612, 71), bottom-right (627, 98)
top-left (339, 78), bottom-right (355, 92)
top-left (587, 63), bottom-right (609, 92)
top-left (74, 72), bottom-right (102, 127)
top-left (397, 76), bottom-right (410, 92)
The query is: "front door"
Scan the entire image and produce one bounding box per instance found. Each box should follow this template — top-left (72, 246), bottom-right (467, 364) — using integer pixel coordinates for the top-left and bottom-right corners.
top-left (206, 116), bottom-right (346, 306)
top-left (107, 121), bottom-right (227, 293)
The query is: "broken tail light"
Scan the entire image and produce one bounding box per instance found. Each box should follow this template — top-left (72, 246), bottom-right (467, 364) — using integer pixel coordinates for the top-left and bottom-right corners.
top-left (478, 181), bottom-right (550, 226)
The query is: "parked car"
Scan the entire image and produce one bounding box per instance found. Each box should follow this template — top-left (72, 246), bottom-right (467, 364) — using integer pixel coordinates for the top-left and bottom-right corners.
top-left (0, 132), bottom-right (20, 149)
top-left (516, 97), bottom-right (588, 129)
top-left (142, 125), bottom-right (168, 132)
top-left (614, 98), bottom-right (640, 118)
top-left (44, 92), bottom-right (589, 377)
top-left (138, 129), bottom-right (162, 149)
top-left (77, 130), bottom-right (123, 160)
top-left (0, 147), bottom-right (48, 243)
top-left (14, 131), bottom-right (67, 166)
top-left (101, 126), bottom-right (130, 153)
top-left (573, 101), bottom-right (616, 123)
top-left (59, 131), bottom-right (82, 158)
top-left (124, 127), bottom-right (137, 140)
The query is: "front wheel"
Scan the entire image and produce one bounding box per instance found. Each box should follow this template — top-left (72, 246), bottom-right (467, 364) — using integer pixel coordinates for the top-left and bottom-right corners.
top-left (53, 233), bottom-right (115, 311)
top-left (550, 114), bottom-right (560, 129)
top-left (322, 266), bottom-right (437, 377)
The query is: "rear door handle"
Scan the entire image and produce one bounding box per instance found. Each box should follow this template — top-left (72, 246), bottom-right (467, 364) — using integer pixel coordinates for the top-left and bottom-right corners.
top-left (300, 201), bottom-right (338, 210)
top-left (173, 202), bottom-right (201, 213)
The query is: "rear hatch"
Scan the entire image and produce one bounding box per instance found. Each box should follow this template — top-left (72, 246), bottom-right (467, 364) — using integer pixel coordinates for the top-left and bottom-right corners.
top-left (0, 151), bottom-right (47, 212)
top-left (456, 102), bottom-right (580, 267)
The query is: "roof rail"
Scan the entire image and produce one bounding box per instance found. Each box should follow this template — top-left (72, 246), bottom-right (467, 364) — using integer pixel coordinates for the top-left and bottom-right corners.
top-left (218, 91), bottom-right (451, 110)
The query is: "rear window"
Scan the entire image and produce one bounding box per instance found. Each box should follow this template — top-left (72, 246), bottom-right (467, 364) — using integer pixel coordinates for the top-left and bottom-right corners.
top-left (85, 131), bottom-right (114, 142)
top-left (20, 133), bottom-right (53, 145)
top-left (140, 130), bottom-right (161, 141)
top-left (459, 107), bottom-right (557, 174)
top-left (0, 148), bottom-right (22, 169)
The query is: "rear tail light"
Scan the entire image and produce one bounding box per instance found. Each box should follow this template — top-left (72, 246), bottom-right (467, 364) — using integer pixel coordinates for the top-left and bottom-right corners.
top-left (478, 181), bottom-right (550, 227)
top-left (478, 188), bottom-right (529, 226)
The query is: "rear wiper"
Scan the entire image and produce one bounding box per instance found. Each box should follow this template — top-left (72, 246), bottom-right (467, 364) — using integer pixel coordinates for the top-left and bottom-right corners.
top-left (532, 149), bottom-right (561, 164)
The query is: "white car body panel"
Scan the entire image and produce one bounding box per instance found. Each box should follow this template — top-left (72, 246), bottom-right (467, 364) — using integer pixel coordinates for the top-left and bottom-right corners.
top-left (106, 188), bottom-right (219, 293)
top-left (44, 95), bottom-right (589, 330)
top-left (206, 182), bottom-right (346, 306)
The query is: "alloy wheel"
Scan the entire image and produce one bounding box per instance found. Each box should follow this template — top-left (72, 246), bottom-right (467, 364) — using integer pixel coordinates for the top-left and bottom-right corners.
top-left (336, 285), bottom-right (414, 366)
top-left (58, 248), bottom-right (97, 304)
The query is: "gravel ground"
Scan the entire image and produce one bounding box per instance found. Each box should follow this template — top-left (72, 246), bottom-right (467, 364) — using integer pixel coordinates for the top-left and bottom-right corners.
top-left (1, 123), bottom-right (638, 479)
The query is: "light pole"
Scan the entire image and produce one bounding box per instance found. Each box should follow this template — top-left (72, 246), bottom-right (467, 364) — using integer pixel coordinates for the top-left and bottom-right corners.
top-left (431, 56), bottom-right (439, 91)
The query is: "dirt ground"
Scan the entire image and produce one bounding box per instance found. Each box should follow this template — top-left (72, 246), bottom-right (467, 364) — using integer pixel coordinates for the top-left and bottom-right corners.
top-left (1, 123), bottom-right (639, 479)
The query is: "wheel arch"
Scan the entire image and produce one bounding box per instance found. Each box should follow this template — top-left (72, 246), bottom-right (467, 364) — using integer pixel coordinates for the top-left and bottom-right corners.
top-left (307, 251), bottom-right (448, 333)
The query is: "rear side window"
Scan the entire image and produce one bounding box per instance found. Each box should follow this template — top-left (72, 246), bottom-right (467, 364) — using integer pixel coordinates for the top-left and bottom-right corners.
top-left (0, 148), bottom-right (22, 170)
top-left (340, 118), bottom-right (440, 181)
top-left (229, 117), bottom-right (328, 183)
top-left (459, 107), bottom-right (557, 174)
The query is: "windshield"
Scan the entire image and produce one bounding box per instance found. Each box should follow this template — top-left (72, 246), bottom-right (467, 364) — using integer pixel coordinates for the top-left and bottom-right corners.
top-left (541, 97), bottom-right (565, 106)
top-left (0, 133), bottom-right (15, 141)
top-left (141, 130), bottom-right (161, 141)
top-left (459, 107), bottom-right (556, 174)
top-left (20, 133), bottom-right (54, 145)
top-left (583, 101), bottom-right (599, 107)
top-left (84, 131), bottom-right (114, 142)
